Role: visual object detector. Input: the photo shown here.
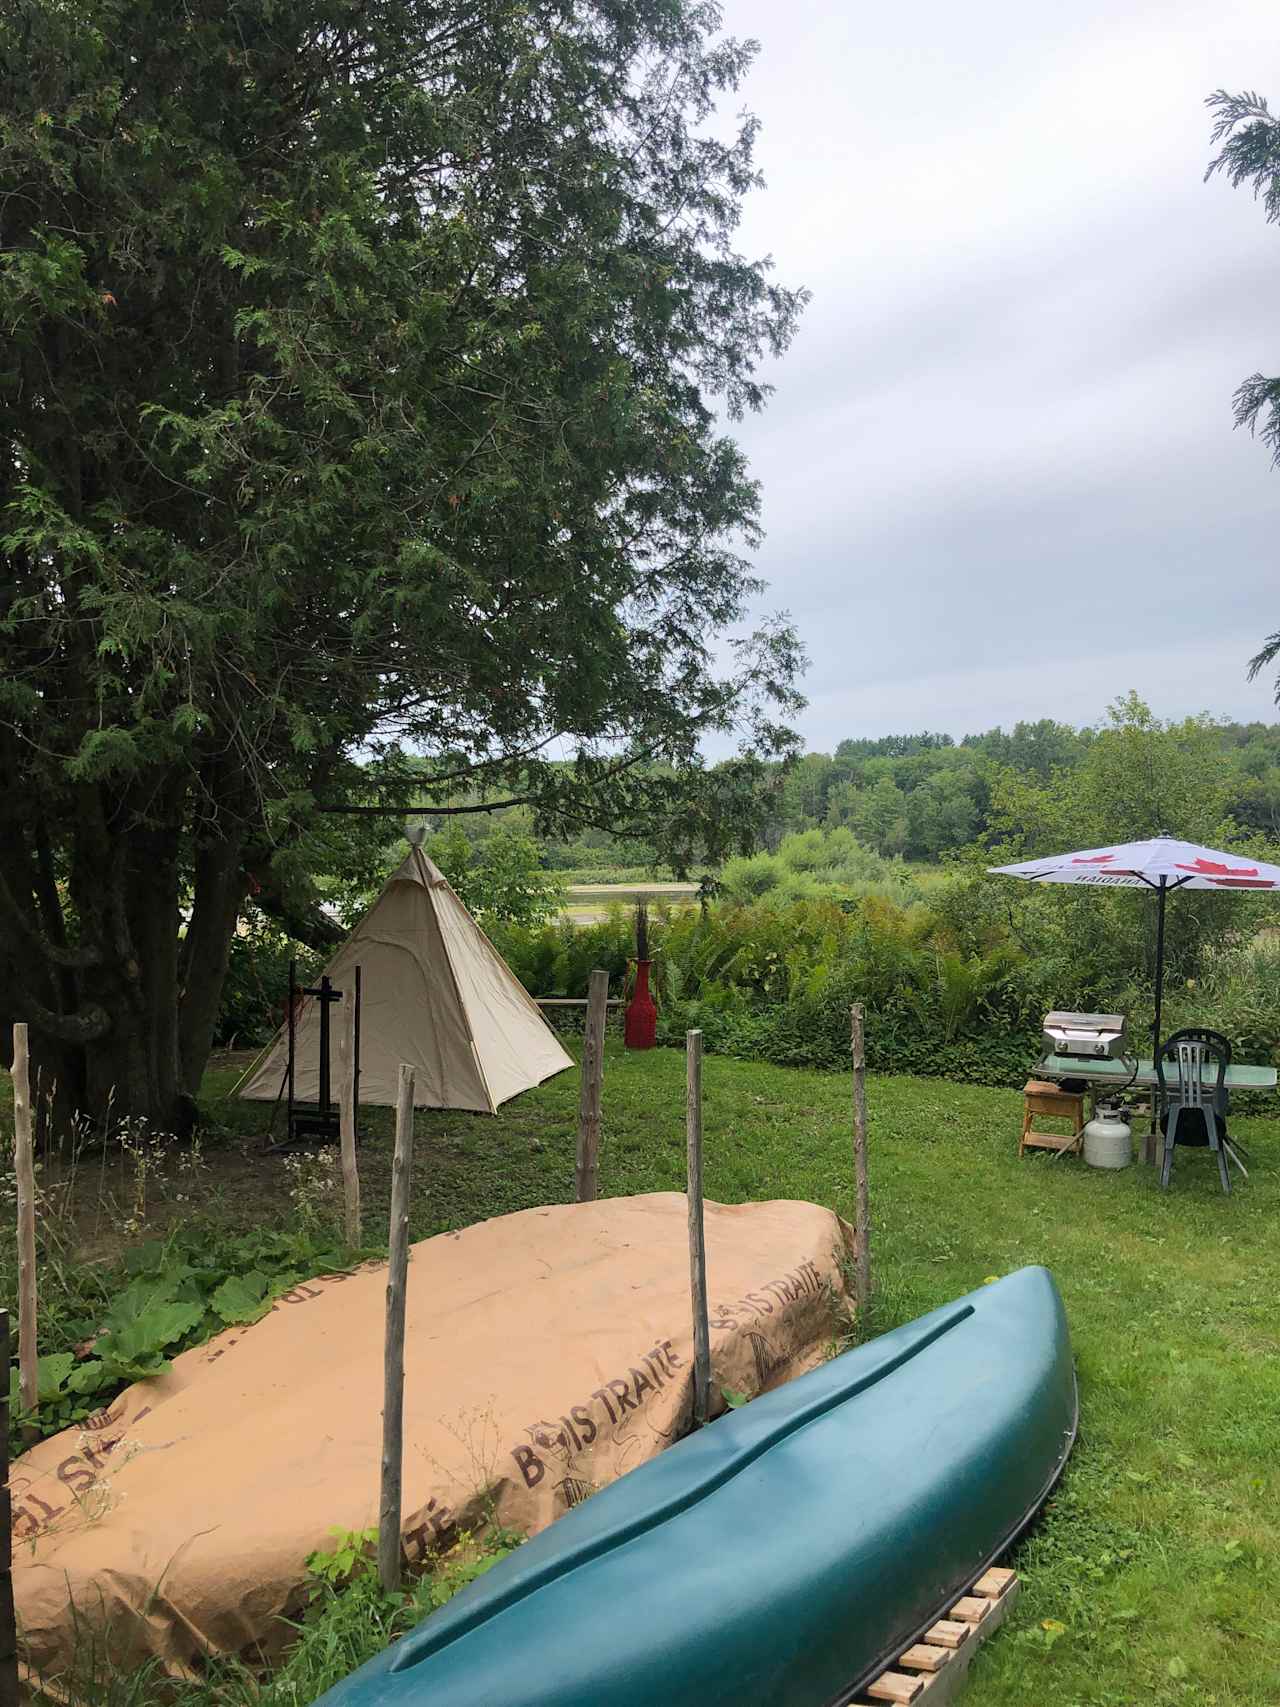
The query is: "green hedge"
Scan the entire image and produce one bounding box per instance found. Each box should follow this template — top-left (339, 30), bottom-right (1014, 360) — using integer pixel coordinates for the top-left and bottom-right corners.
top-left (654, 964), bottom-right (1040, 1085)
top-left (495, 883), bottom-right (1280, 1096)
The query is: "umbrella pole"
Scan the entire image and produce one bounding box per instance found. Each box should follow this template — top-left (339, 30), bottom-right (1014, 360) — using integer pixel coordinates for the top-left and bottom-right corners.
top-left (1147, 878), bottom-right (1168, 1164)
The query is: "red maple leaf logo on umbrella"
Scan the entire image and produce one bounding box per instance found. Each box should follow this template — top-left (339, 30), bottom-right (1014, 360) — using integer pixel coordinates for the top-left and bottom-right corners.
top-left (1175, 857), bottom-right (1274, 888)
top-left (1071, 855), bottom-right (1114, 864)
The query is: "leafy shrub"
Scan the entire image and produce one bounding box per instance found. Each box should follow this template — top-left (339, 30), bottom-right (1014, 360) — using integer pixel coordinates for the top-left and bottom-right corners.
top-left (486, 823), bottom-right (1280, 1094)
top-left (718, 829), bottom-right (921, 909)
top-left (8, 1223), bottom-right (368, 1451)
top-left (777, 826), bottom-right (880, 876)
top-left (429, 824), bottom-right (562, 925)
top-left (216, 910), bottom-right (322, 1047)
top-left (657, 950), bottom-right (1040, 1085)
top-left (719, 850), bottom-right (786, 901)
top-left (489, 912), bottom-right (634, 998)
top-left (1155, 935), bottom-right (1280, 1064)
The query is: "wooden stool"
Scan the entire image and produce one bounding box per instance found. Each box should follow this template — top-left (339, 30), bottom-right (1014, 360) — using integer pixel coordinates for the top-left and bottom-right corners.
top-left (1020, 1079), bottom-right (1086, 1158)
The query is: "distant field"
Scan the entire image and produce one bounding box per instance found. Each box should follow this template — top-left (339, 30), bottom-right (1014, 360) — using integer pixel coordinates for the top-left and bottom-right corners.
top-left (563, 880), bottom-right (699, 924)
top-left (550, 856), bottom-right (952, 924)
top-left (551, 865), bottom-right (668, 887)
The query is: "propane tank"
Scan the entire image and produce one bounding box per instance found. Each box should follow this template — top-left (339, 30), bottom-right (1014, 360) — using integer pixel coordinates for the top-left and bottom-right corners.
top-left (1083, 1104), bottom-right (1132, 1169)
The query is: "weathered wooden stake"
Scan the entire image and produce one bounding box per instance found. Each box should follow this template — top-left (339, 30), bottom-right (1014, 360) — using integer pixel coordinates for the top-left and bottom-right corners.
top-left (338, 994), bottom-right (362, 1246)
top-left (379, 1063), bottom-right (416, 1594)
top-left (851, 1004), bottom-right (871, 1314)
top-left (12, 1026), bottom-right (38, 1439)
top-left (686, 1029), bottom-right (712, 1427)
top-left (0, 1311), bottom-right (18, 1707)
top-left (575, 969), bottom-right (609, 1202)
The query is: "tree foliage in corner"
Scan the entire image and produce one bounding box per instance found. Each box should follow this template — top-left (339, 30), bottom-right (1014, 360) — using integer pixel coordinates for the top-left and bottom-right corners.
top-left (1205, 89), bottom-right (1280, 698)
top-left (0, 0), bottom-right (806, 1133)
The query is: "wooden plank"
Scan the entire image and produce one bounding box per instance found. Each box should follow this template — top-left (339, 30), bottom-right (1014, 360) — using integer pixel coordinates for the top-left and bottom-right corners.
top-left (377, 1063), bottom-right (416, 1594)
top-left (921, 1620), bottom-right (971, 1649)
top-left (891, 1580), bottom-right (1022, 1707)
top-left (974, 1567), bottom-right (1016, 1598)
top-left (865, 1671), bottom-right (922, 1703)
top-left (1024, 1096), bottom-right (1084, 1118)
top-left (851, 1004), bottom-right (870, 1313)
top-left (897, 1644), bottom-right (950, 1672)
top-left (686, 1029), bottom-right (711, 1427)
top-left (574, 970), bottom-right (609, 1201)
top-left (1020, 1132), bottom-right (1080, 1152)
top-left (858, 1573), bottom-right (1025, 1707)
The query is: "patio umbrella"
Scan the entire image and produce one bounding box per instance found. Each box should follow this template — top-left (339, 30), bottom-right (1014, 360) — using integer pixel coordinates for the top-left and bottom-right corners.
top-left (988, 833), bottom-right (1280, 1057)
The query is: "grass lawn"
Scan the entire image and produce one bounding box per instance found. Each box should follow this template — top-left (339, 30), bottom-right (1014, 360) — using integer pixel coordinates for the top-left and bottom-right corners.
top-left (10, 1040), bottom-right (1280, 1706)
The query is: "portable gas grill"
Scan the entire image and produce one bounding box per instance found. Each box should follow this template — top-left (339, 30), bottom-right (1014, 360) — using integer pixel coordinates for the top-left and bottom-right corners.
top-left (1039, 1012), bottom-right (1141, 1116)
top-left (1041, 1011), bottom-right (1128, 1060)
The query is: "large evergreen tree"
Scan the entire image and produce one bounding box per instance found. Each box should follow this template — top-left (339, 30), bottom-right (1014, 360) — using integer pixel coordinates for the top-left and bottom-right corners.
top-left (0, 0), bottom-right (805, 1135)
top-left (1206, 89), bottom-right (1280, 699)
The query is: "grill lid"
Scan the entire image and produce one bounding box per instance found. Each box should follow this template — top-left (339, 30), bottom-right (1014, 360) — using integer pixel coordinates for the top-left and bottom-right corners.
top-left (1043, 1011), bottom-right (1125, 1035)
top-left (1042, 1011), bottom-right (1129, 1060)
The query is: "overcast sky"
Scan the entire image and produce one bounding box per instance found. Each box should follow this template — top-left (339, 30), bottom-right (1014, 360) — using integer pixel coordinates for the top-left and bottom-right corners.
top-left (717, 0), bottom-right (1280, 749)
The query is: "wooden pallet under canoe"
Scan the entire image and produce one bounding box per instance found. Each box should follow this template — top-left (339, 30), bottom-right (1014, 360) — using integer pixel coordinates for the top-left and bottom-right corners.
top-left (850, 1567), bottom-right (1020, 1706)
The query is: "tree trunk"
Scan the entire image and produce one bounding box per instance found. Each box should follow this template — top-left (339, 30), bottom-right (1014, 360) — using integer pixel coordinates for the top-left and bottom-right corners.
top-left (0, 771), bottom-right (259, 1142)
top-left (127, 819), bottom-right (189, 1131)
top-left (178, 834), bottom-right (250, 1099)
top-left (23, 785), bottom-right (204, 1140)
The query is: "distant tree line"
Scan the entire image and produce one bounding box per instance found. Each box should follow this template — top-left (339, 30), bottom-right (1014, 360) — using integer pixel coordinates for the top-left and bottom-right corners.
top-left (758, 712), bottom-right (1280, 862)
top-left (397, 704), bottom-right (1280, 877)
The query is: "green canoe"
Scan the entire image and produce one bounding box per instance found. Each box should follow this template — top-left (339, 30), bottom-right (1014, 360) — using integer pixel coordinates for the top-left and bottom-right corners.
top-left (314, 1265), bottom-right (1076, 1707)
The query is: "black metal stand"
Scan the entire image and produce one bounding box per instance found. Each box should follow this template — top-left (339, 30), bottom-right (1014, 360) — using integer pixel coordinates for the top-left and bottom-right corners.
top-left (1147, 878), bottom-right (1168, 1159)
top-left (1151, 876), bottom-right (1168, 1065)
top-left (267, 961), bottom-right (362, 1150)
top-left (1143, 864), bottom-right (1191, 1160)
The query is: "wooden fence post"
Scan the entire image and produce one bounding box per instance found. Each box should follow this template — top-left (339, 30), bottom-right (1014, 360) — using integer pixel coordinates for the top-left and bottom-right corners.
top-left (339, 994), bottom-right (362, 1247)
top-left (686, 1030), bottom-right (712, 1427)
top-left (0, 1311), bottom-right (18, 1707)
top-left (575, 970), bottom-right (609, 1202)
top-left (379, 1063), bottom-right (416, 1595)
top-left (12, 1026), bottom-right (37, 1439)
top-left (851, 1004), bottom-right (871, 1315)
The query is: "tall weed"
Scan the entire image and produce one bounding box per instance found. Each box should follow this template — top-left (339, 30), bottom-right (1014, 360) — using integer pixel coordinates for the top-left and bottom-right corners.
top-left (28, 1526), bottom-right (520, 1706)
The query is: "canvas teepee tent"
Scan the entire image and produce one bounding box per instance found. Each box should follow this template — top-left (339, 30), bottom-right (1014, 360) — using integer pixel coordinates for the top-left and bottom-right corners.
top-left (236, 847), bottom-right (572, 1113)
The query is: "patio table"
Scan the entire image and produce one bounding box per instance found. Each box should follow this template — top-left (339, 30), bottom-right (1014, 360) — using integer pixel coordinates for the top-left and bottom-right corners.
top-left (1034, 1054), bottom-right (1276, 1164)
top-left (1037, 1054), bottom-right (1277, 1093)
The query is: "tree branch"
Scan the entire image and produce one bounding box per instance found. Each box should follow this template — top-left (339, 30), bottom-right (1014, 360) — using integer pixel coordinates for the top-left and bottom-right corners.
top-left (245, 858), bottom-right (346, 953)
top-left (0, 859), bottom-right (102, 969)
top-left (3, 975), bottom-right (111, 1044)
top-left (317, 795), bottom-right (533, 816)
